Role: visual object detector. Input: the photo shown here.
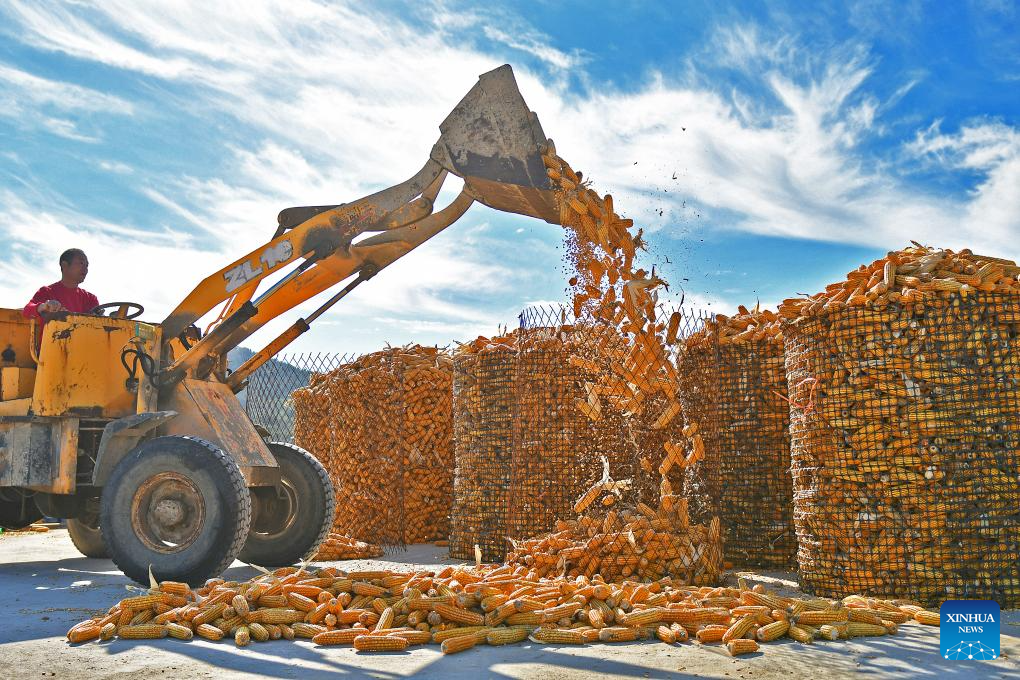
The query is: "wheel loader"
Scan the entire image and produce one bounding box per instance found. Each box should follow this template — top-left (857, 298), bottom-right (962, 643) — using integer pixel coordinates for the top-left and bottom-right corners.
top-left (0, 64), bottom-right (560, 585)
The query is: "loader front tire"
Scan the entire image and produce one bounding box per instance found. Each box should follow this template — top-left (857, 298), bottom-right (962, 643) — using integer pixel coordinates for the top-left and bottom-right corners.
top-left (238, 442), bottom-right (334, 568)
top-left (67, 496), bottom-right (108, 558)
top-left (100, 436), bottom-right (251, 586)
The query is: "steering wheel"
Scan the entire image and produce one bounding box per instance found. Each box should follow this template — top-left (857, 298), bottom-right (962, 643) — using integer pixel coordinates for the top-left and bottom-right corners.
top-left (89, 302), bottom-right (145, 320)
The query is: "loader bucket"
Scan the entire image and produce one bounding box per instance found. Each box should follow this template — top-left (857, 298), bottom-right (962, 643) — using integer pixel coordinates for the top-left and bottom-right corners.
top-left (432, 64), bottom-right (560, 224)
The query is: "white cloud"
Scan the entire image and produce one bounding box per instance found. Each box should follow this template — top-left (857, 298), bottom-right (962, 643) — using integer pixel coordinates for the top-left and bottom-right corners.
top-left (907, 120), bottom-right (1020, 247)
top-left (0, 63), bottom-right (134, 141)
top-left (98, 160), bottom-right (133, 174)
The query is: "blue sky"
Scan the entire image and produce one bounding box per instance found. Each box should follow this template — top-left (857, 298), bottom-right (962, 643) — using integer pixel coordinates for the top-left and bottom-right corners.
top-left (0, 1), bottom-right (1017, 355)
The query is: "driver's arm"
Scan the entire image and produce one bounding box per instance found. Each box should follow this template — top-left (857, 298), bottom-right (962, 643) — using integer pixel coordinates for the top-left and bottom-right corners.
top-left (22, 286), bottom-right (56, 321)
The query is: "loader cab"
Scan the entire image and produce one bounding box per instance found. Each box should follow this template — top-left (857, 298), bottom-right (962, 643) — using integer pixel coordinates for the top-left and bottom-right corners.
top-left (0, 307), bottom-right (161, 420)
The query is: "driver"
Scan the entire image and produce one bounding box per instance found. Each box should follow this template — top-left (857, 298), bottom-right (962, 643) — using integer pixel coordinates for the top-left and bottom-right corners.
top-left (23, 248), bottom-right (100, 325)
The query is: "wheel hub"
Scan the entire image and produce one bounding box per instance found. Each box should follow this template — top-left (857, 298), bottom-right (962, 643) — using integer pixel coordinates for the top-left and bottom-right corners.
top-left (131, 472), bottom-right (206, 554)
top-left (153, 499), bottom-right (185, 525)
top-left (250, 480), bottom-right (298, 539)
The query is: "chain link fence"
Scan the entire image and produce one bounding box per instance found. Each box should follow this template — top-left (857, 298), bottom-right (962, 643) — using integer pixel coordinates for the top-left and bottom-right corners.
top-left (244, 352), bottom-right (350, 442)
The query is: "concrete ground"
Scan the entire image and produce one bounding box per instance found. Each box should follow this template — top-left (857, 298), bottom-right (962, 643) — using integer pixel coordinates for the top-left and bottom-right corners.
top-left (0, 528), bottom-right (1016, 680)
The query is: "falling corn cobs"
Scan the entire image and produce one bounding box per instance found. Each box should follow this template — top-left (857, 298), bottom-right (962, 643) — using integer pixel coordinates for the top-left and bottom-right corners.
top-left (313, 533), bottom-right (384, 562)
top-left (67, 566), bottom-right (942, 653)
top-left (449, 333), bottom-right (517, 563)
top-left (679, 305), bottom-right (798, 568)
top-left (779, 244), bottom-right (1020, 606)
top-left (539, 149), bottom-right (726, 560)
top-left (292, 345), bottom-right (454, 545)
top-left (546, 146), bottom-right (681, 421)
top-left (508, 319), bottom-right (639, 544)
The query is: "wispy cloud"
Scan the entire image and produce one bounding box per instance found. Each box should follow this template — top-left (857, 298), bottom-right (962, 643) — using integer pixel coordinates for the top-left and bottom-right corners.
top-left (0, 63), bottom-right (134, 141)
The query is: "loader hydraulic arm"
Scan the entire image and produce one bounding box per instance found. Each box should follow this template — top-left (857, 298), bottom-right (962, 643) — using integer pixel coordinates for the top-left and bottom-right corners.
top-left (159, 64), bottom-right (559, 388)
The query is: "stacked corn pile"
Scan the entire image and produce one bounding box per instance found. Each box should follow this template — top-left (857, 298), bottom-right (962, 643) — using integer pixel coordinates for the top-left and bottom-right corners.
top-left (508, 320), bottom-right (637, 543)
top-left (779, 244), bottom-right (1020, 606)
top-left (686, 306), bottom-right (797, 568)
top-left (68, 564), bottom-right (942, 655)
top-left (450, 333), bottom-right (517, 562)
top-left (673, 311), bottom-right (722, 525)
top-left (314, 533), bottom-right (384, 561)
top-left (399, 349), bottom-right (455, 544)
top-left (292, 345), bottom-right (454, 546)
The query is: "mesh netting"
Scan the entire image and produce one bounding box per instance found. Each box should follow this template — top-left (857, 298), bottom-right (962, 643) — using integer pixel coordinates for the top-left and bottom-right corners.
top-left (291, 345), bottom-right (453, 546)
top-left (784, 292), bottom-right (1020, 607)
top-left (246, 352), bottom-right (348, 443)
top-left (449, 341), bottom-right (516, 562)
top-left (673, 310), bottom-right (722, 527)
top-left (715, 340), bottom-right (796, 568)
top-left (507, 307), bottom-right (637, 543)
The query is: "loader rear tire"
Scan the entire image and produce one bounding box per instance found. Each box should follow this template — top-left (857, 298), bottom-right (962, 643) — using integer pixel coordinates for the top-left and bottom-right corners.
top-left (100, 436), bottom-right (251, 586)
top-left (67, 496), bottom-right (108, 558)
top-left (238, 442), bottom-right (334, 568)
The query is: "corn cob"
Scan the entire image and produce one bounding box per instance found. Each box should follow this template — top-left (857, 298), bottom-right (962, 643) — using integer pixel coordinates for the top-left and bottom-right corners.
top-left (374, 607), bottom-right (394, 632)
top-left (67, 621), bottom-right (102, 643)
top-left (231, 595), bottom-right (250, 619)
top-left (434, 604), bottom-right (485, 626)
top-left (287, 592), bottom-right (316, 612)
top-left (247, 622), bottom-right (270, 642)
top-left (727, 639), bottom-right (759, 656)
top-left (507, 612), bottom-right (545, 626)
top-left (166, 623), bottom-right (193, 640)
top-left (599, 626), bottom-right (639, 642)
top-left (441, 634), bottom-right (479, 654)
top-left (195, 623), bottom-right (224, 641)
top-left (487, 627), bottom-right (532, 646)
top-left (818, 624), bottom-right (845, 641)
top-left (234, 626), bottom-right (250, 647)
top-left (756, 620), bottom-right (789, 642)
top-left (119, 625), bottom-right (169, 640)
top-left (252, 608), bottom-right (304, 625)
top-left (846, 622), bottom-right (888, 637)
top-left (388, 630), bottom-right (433, 645)
top-left (722, 615), bottom-right (757, 643)
top-left (695, 625), bottom-right (728, 643)
top-left (129, 610), bottom-right (155, 626)
top-left (787, 624), bottom-right (814, 644)
top-left (291, 623), bottom-right (327, 638)
top-left (620, 607), bottom-right (663, 627)
top-left (192, 603), bottom-right (226, 626)
top-left (310, 628), bottom-right (359, 646)
top-left (914, 611), bottom-right (940, 626)
top-left (796, 609), bottom-right (848, 626)
top-left (531, 628), bottom-right (587, 644)
top-left (257, 595), bottom-right (287, 609)
top-left (847, 609), bottom-right (884, 625)
top-left (352, 634), bottom-right (409, 652)
top-left (432, 626), bottom-right (490, 643)
top-left (656, 625), bottom-right (676, 644)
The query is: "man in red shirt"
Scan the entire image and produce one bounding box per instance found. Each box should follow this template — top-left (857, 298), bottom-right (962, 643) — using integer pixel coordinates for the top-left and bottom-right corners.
top-left (23, 248), bottom-right (100, 324)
